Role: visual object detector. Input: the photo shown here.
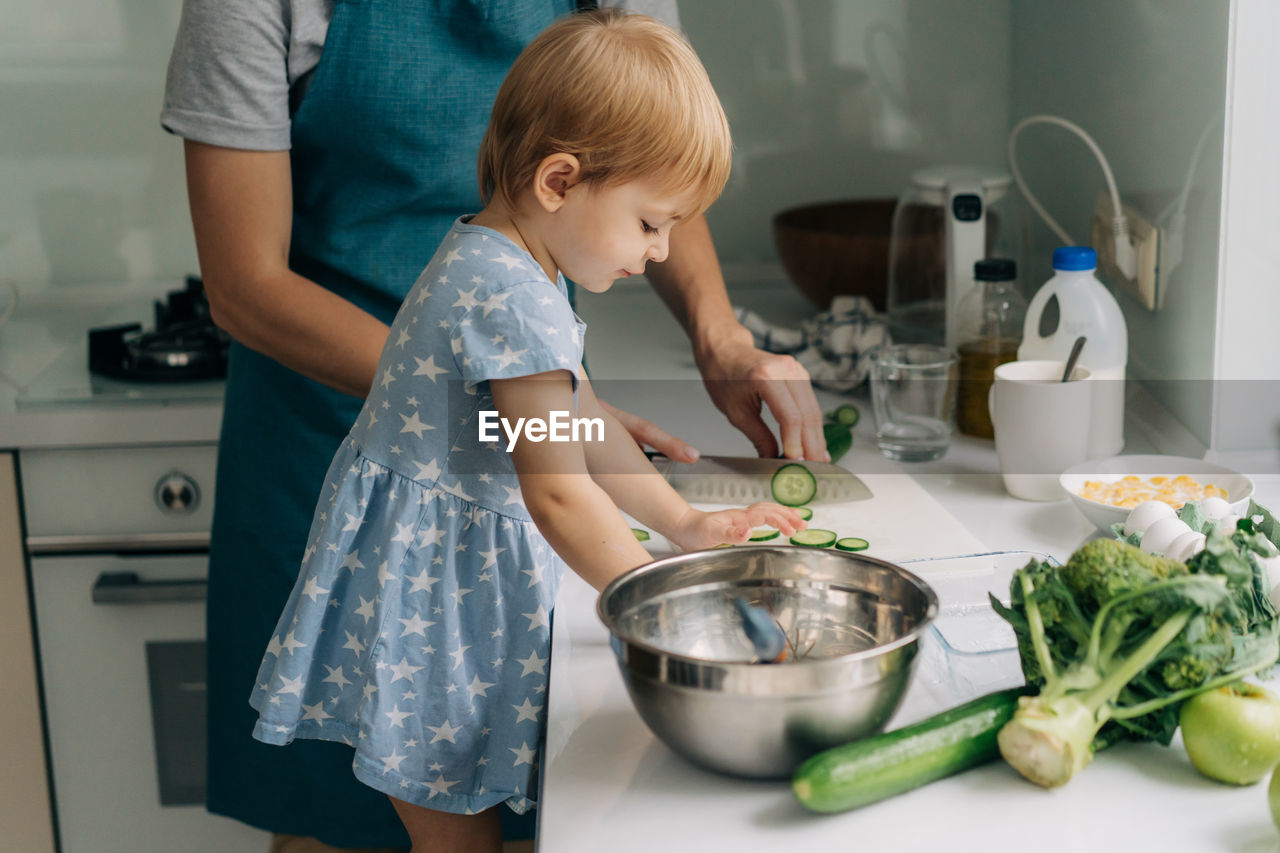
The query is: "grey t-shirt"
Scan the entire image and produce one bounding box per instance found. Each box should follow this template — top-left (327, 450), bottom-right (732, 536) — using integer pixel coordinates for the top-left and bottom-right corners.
top-left (161, 0), bottom-right (681, 151)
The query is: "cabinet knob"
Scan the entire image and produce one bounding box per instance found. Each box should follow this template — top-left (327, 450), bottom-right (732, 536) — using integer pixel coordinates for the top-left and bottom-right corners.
top-left (155, 471), bottom-right (201, 514)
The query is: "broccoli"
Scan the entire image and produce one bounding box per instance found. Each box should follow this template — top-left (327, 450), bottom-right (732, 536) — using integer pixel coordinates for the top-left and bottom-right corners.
top-left (990, 536), bottom-right (1280, 788)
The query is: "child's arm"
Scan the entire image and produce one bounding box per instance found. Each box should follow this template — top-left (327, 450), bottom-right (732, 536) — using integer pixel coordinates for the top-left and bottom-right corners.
top-left (490, 370), bottom-right (654, 591)
top-left (490, 371), bottom-right (803, 591)
top-left (571, 371), bottom-right (805, 551)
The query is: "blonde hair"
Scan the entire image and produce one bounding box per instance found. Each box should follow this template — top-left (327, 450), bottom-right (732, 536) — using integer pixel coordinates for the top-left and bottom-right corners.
top-left (478, 9), bottom-right (732, 218)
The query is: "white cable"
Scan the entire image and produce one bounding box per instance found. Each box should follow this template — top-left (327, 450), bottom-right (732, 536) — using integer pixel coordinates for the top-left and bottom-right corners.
top-left (864, 22), bottom-right (910, 111)
top-left (1007, 115), bottom-right (1133, 276)
top-left (1158, 116), bottom-right (1220, 226)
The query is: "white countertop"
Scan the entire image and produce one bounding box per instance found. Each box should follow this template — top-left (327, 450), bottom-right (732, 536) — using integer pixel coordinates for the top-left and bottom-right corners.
top-left (541, 279), bottom-right (1280, 853)
top-left (0, 281), bottom-right (222, 450)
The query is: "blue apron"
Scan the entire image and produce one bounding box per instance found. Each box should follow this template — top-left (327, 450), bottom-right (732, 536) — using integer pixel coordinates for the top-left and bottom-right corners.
top-left (205, 1), bottom-right (574, 845)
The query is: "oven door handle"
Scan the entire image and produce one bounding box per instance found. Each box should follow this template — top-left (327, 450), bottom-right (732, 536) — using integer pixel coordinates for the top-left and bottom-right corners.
top-left (27, 531), bottom-right (210, 554)
top-left (91, 571), bottom-right (207, 605)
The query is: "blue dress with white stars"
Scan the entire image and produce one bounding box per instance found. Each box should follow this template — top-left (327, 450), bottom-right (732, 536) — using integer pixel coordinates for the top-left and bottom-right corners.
top-left (250, 217), bottom-right (586, 815)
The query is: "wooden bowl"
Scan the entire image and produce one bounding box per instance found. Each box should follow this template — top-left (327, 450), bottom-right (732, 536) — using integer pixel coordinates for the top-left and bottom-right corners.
top-left (772, 199), bottom-right (897, 312)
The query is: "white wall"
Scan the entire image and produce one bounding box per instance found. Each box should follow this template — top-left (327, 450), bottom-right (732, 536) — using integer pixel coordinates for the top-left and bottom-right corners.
top-left (682, 0), bottom-right (1012, 269)
top-left (0, 0), bottom-right (1013, 293)
top-left (1213, 0), bottom-right (1280, 450)
top-left (0, 1), bottom-right (196, 288)
top-left (1007, 0), bottom-right (1231, 446)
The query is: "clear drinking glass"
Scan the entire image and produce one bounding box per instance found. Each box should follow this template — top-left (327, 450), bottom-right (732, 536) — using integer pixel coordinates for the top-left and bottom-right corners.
top-left (869, 344), bottom-right (958, 462)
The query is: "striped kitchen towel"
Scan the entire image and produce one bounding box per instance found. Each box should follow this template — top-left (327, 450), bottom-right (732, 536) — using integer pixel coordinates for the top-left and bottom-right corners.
top-left (735, 295), bottom-right (890, 392)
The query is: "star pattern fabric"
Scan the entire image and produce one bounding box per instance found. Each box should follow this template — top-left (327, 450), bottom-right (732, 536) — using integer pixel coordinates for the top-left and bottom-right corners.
top-left (251, 218), bottom-right (586, 816)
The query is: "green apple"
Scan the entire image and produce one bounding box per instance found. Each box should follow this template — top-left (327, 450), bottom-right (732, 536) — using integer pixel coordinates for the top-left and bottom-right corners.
top-left (1180, 682), bottom-right (1280, 785)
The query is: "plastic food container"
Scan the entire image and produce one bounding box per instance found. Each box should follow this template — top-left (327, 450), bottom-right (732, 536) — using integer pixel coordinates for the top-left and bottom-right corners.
top-left (899, 550), bottom-right (1059, 705)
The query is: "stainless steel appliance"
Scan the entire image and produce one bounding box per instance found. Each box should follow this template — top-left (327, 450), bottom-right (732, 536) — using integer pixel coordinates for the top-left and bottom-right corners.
top-left (23, 444), bottom-right (269, 852)
top-left (885, 165), bottom-right (1022, 350)
top-left (16, 286), bottom-right (267, 852)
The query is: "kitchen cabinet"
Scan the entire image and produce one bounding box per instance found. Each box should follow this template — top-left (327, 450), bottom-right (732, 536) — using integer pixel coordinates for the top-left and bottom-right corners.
top-left (0, 452), bottom-right (57, 853)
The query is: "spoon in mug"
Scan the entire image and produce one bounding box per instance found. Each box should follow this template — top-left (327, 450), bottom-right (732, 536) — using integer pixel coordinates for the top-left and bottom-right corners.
top-left (1061, 336), bottom-right (1087, 382)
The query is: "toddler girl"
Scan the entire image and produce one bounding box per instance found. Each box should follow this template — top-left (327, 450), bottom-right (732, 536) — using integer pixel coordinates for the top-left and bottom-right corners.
top-left (249, 10), bottom-right (805, 851)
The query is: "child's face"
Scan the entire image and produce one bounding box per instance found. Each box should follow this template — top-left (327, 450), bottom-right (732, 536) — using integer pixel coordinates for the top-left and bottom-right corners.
top-left (549, 178), bottom-right (698, 293)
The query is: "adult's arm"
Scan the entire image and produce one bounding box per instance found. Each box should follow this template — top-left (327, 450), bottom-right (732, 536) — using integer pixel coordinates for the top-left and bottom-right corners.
top-left (645, 214), bottom-right (829, 461)
top-left (183, 140), bottom-right (388, 398)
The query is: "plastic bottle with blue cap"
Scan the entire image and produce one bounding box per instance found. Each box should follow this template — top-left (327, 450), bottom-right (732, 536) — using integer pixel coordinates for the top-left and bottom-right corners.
top-left (1018, 246), bottom-right (1127, 458)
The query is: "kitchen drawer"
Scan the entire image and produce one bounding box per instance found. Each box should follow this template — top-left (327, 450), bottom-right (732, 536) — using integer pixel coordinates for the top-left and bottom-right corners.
top-left (20, 444), bottom-right (216, 549)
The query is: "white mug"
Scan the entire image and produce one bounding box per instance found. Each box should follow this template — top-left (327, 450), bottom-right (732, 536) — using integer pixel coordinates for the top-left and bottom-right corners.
top-left (989, 360), bottom-right (1093, 501)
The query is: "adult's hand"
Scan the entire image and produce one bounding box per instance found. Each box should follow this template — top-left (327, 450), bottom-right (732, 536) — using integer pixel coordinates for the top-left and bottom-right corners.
top-left (695, 330), bottom-right (828, 461)
top-left (597, 399), bottom-right (701, 464)
top-left (644, 214), bottom-right (827, 462)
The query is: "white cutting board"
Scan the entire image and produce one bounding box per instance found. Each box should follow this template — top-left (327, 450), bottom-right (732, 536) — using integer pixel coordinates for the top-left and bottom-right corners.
top-left (629, 471), bottom-right (987, 562)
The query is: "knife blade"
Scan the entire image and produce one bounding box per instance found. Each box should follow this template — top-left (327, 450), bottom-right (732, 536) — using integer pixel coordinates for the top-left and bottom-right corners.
top-left (646, 453), bottom-right (873, 504)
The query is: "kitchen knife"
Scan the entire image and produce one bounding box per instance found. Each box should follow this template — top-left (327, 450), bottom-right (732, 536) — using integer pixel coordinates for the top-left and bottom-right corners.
top-left (646, 452), bottom-right (873, 504)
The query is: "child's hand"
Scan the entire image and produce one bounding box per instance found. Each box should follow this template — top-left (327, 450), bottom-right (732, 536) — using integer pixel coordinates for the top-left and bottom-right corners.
top-left (670, 502), bottom-right (808, 551)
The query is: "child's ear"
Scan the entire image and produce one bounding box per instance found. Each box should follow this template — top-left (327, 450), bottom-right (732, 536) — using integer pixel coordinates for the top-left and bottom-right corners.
top-left (533, 153), bottom-right (581, 212)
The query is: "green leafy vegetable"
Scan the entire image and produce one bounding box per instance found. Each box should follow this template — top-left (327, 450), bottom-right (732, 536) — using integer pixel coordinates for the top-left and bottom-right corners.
top-left (990, 536), bottom-right (1280, 788)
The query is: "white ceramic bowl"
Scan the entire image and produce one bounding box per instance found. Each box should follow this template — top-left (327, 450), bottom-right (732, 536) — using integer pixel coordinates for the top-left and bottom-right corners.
top-left (1059, 455), bottom-right (1255, 532)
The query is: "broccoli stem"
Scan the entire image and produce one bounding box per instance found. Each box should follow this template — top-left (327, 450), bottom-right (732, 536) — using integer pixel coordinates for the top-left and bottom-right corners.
top-left (996, 694), bottom-right (1102, 788)
top-left (1111, 640), bottom-right (1279, 720)
top-left (1079, 609), bottom-right (1194, 710)
top-left (1019, 571), bottom-right (1057, 682)
top-left (999, 608), bottom-right (1194, 788)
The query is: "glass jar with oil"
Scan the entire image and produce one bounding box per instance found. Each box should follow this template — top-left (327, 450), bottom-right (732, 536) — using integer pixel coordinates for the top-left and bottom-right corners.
top-left (956, 258), bottom-right (1026, 439)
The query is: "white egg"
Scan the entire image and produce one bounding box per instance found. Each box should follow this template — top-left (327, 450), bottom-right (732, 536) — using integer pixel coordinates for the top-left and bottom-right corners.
top-left (1141, 517), bottom-right (1192, 556)
top-left (1123, 500), bottom-right (1177, 537)
top-left (1164, 530), bottom-right (1206, 563)
top-left (1218, 514), bottom-right (1242, 535)
top-left (1198, 496), bottom-right (1232, 521)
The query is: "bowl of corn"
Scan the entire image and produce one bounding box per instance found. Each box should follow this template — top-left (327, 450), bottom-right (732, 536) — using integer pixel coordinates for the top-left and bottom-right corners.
top-left (1059, 454), bottom-right (1254, 532)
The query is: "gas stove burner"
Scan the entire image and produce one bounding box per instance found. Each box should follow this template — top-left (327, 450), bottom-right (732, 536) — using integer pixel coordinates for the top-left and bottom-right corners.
top-left (89, 277), bottom-right (230, 382)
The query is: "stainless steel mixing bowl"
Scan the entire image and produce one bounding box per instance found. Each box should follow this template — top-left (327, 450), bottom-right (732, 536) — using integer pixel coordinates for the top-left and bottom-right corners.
top-left (597, 545), bottom-right (938, 779)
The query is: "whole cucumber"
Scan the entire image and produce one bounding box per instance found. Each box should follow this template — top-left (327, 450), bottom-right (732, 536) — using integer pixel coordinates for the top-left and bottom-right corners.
top-left (792, 687), bottom-right (1027, 813)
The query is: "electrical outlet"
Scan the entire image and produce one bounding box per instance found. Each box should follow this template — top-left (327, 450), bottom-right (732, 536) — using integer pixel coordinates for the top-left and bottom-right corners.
top-left (1090, 191), bottom-right (1161, 310)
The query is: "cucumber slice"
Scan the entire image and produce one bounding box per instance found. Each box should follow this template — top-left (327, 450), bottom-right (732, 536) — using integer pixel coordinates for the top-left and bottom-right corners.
top-left (831, 404), bottom-right (860, 427)
top-left (631, 528), bottom-right (650, 542)
top-left (771, 463), bottom-right (817, 507)
top-left (711, 542), bottom-right (734, 549)
top-left (796, 507), bottom-right (813, 521)
top-left (790, 528), bottom-right (837, 548)
top-left (748, 527), bottom-right (780, 541)
top-left (835, 537), bottom-right (869, 552)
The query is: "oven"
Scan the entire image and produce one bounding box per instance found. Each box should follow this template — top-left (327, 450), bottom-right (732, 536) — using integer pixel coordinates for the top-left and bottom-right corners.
top-left (21, 442), bottom-right (270, 853)
top-left (13, 279), bottom-right (270, 851)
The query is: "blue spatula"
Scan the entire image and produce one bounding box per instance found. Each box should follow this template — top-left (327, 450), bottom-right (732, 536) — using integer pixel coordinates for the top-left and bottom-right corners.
top-left (732, 597), bottom-right (788, 663)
